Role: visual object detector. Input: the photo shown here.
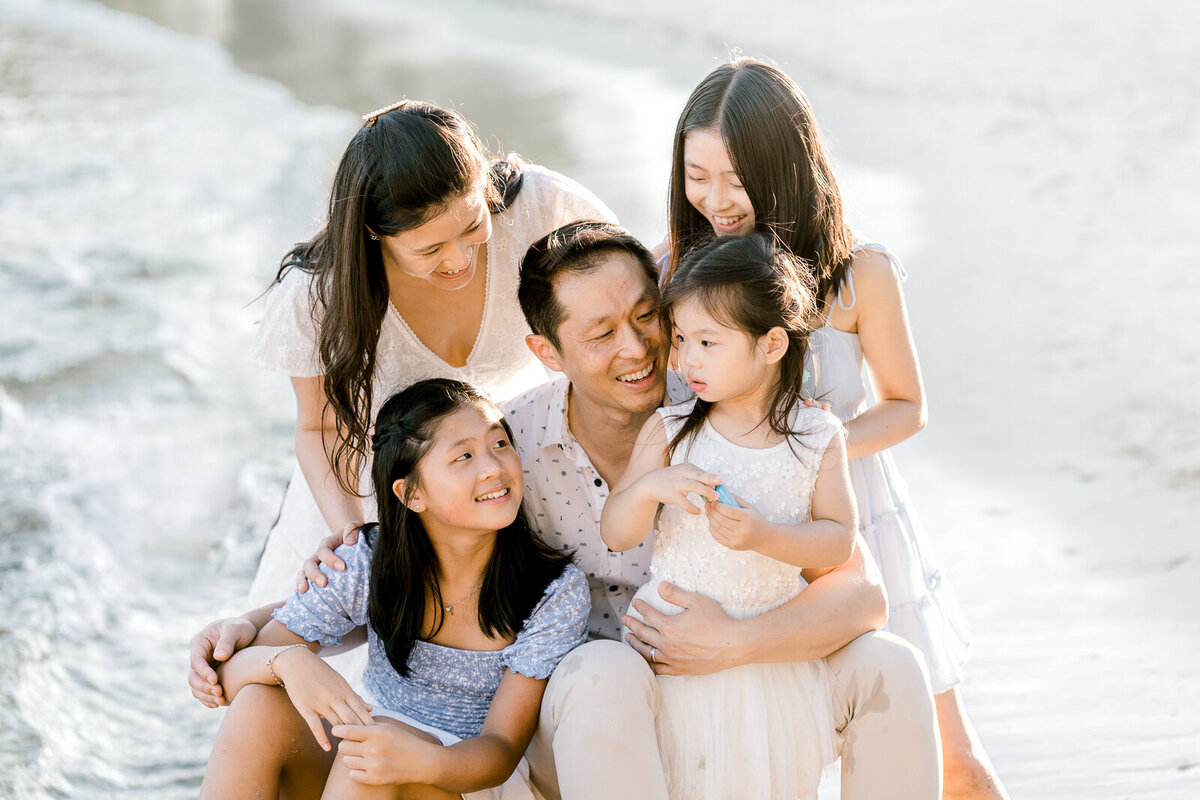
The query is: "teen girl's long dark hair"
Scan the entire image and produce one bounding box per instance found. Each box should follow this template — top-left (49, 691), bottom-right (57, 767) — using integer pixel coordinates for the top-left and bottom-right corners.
top-left (278, 101), bottom-right (524, 495)
top-left (663, 233), bottom-right (819, 458)
top-left (666, 58), bottom-right (854, 314)
top-left (366, 378), bottom-right (572, 677)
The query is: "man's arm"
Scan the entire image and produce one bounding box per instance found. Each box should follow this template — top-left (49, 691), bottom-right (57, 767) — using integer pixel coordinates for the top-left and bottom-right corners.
top-left (622, 535), bottom-right (886, 674)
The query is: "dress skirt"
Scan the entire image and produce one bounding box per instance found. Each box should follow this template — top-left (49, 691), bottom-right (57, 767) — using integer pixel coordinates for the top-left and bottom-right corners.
top-left (629, 579), bottom-right (836, 800)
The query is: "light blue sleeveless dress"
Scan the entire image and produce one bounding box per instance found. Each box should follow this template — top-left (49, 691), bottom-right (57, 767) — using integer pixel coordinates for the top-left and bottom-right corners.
top-left (803, 242), bottom-right (971, 693)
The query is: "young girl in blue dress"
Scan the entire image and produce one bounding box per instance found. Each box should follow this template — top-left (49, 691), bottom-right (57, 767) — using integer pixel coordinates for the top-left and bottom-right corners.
top-left (200, 378), bottom-right (589, 800)
top-left (601, 233), bottom-right (857, 800)
top-left (662, 57), bottom-right (1006, 799)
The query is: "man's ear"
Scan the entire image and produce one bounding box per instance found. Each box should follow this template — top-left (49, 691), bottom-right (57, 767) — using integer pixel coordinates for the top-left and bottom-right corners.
top-left (760, 327), bottom-right (790, 364)
top-left (393, 479), bottom-right (426, 513)
top-left (526, 333), bottom-right (564, 373)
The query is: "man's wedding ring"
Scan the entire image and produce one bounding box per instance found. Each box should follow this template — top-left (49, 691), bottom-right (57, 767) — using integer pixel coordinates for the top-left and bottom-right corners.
top-left (649, 647), bottom-right (658, 664)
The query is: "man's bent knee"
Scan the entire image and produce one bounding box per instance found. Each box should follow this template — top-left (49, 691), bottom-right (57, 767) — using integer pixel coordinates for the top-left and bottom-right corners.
top-left (544, 639), bottom-right (657, 727)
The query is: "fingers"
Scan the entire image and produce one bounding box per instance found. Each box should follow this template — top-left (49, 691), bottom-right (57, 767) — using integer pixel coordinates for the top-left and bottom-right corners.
top-left (332, 697), bottom-right (375, 727)
top-left (304, 710), bottom-right (332, 752)
top-left (213, 626), bottom-right (247, 662)
top-left (348, 695), bottom-right (375, 726)
top-left (339, 521), bottom-right (364, 546)
top-left (656, 581), bottom-right (701, 609)
top-left (331, 723), bottom-right (368, 743)
top-left (624, 630), bottom-right (676, 676)
top-left (316, 544), bottom-right (345, 573)
top-left (622, 609), bottom-right (664, 651)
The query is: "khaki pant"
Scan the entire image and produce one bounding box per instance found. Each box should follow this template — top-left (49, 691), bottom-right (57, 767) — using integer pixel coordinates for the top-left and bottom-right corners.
top-left (526, 632), bottom-right (941, 800)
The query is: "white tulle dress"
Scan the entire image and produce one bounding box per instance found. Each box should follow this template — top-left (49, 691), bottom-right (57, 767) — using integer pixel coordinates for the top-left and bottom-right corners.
top-left (803, 242), bottom-right (972, 694)
top-left (628, 400), bottom-right (841, 800)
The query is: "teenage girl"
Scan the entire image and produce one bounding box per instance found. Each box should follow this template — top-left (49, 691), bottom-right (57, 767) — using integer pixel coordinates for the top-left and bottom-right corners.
top-left (661, 57), bottom-right (1007, 799)
top-left (602, 233), bottom-right (856, 800)
top-left (200, 378), bottom-right (589, 800)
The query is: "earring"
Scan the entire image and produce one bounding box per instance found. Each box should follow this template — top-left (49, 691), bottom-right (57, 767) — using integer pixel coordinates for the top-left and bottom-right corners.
top-left (412, 502), bottom-right (425, 512)
top-left (368, 232), bottom-right (380, 241)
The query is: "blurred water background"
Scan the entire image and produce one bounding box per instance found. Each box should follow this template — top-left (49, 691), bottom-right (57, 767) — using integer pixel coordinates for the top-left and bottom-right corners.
top-left (1, 0), bottom-right (1196, 797)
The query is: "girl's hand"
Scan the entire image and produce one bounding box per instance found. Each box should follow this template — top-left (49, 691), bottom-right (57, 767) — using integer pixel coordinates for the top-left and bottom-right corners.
top-left (331, 720), bottom-right (443, 786)
top-left (640, 464), bottom-right (721, 515)
top-left (273, 646), bottom-right (375, 751)
top-left (705, 494), bottom-right (770, 551)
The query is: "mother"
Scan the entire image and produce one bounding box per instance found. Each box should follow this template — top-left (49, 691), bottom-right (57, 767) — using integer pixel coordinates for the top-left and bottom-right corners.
top-left (247, 100), bottom-right (613, 605)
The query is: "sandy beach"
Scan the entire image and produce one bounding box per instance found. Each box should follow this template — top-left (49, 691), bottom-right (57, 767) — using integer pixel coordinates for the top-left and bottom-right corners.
top-left (1, 0), bottom-right (1196, 797)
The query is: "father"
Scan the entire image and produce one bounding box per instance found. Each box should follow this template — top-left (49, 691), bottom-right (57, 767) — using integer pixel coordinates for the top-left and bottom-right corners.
top-left (190, 221), bottom-right (941, 799)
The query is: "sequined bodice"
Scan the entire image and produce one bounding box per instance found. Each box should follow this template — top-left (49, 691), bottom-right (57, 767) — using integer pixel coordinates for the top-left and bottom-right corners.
top-left (649, 401), bottom-right (839, 611)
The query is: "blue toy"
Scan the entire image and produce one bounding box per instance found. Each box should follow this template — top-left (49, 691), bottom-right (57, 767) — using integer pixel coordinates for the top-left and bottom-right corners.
top-left (714, 483), bottom-right (739, 508)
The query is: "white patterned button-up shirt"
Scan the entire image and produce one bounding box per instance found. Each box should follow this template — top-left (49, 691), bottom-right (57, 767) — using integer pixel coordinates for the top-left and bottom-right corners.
top-left (504, 373), bottom-right (690, 641)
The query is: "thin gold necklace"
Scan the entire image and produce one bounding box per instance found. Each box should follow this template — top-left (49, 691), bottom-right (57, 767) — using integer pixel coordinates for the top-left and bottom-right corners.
top-left (443, 580), bottom-right (483, 616)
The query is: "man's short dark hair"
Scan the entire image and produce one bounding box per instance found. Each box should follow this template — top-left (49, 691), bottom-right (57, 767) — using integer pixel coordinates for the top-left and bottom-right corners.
top-left (518, 220), bottom-right (658, 349)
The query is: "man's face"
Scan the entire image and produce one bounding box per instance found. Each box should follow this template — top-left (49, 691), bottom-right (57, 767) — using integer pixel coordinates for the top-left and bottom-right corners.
top-left (537, 251), bottom-right (667, 417)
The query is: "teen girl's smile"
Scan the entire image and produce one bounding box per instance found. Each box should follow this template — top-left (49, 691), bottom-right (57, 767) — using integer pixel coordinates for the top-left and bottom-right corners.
top-left (683, 128), bottom-right (755, 237)
top-left (377, 188), bottom-right (492, 290)
top-left (405, 404), bottom-right (523, 534)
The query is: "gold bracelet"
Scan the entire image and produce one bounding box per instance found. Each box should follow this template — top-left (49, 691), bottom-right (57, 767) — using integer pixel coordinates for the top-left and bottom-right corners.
top-left (266, 643), bottom-right (309, 687)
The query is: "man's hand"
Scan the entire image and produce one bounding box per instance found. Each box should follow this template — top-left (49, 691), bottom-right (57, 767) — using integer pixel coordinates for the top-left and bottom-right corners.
top-left (188, 617), bottom-right (258, 707)
top-left (622, 582), bottom-right (742, 676)
top-left (297, 520), bottom-right (364, 593)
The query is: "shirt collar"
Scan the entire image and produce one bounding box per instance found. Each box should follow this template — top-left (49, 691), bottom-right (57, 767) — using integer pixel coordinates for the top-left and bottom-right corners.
top-left (539, 370), bottom-right (692, 453)
top-left (538, 377), bottom-right (572, 452)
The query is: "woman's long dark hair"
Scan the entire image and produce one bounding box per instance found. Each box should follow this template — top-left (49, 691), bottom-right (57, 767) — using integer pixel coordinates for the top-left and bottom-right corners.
top-left (663, 233), bottom-right (819, 458)
top-left (366, 378), bottom-right (573, 677)
top-left (666, 58), bottom-right (854, 314)
top-left (278, 101), bottom-right (524, 495)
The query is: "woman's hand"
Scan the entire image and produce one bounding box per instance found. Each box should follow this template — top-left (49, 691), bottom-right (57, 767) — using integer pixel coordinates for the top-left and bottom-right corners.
top-left (188, 617), bottom-right (258, 707)
top-left (272, 645), bottom-right (375, 751)
top-left (705, 494), bottom-right (770, 551)
top-left (331, 721), bottom-right (444, 786)
top-left (639, 464), bottom-right (721, 515)
top-left (296, 520), bottom-right (365, 593)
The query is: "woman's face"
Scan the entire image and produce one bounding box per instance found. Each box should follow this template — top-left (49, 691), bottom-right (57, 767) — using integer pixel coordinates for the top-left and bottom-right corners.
top-left (377, 187), bottom-right (492, 291)
top-left (682, 128), bottom-right (756, 237)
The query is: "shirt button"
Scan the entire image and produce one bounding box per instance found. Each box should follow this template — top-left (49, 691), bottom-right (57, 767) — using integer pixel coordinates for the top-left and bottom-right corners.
top-left (593, 478), bottom-right (602, 487)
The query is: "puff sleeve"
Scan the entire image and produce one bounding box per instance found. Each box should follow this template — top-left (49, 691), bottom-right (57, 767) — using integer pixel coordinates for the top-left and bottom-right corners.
top-left (501, 564), bottom-right (590, 679)
top-left (272, 538), bottom-right (372, 647)
top-left (246, 267), bottom-right (325, 377)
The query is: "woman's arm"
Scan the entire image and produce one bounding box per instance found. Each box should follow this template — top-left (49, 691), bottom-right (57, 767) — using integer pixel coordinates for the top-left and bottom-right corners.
top-left (705, 431), bottom-right (857, 568)
top-left (291, 376), bottom-right (365, 534)
top-left (837, 249), bottom-right (927, 460)
top-left (623, 535), bottom-right (887, 674)
top-left (602, 414), bottom-right (720, 551)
